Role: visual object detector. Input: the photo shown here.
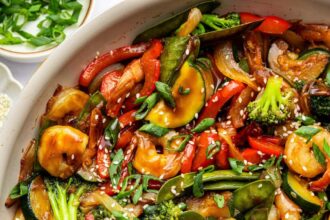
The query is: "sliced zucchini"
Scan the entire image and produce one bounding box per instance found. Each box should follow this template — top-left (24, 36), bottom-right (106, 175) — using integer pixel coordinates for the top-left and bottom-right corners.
top-left (282, 171), bottom-right (323, 213)
top-left (21, 176), bottom-right (53, 220)
top-left (298, 47), bottom-right (330, 60)
top-left (146, 60), bottom-right (205, 128)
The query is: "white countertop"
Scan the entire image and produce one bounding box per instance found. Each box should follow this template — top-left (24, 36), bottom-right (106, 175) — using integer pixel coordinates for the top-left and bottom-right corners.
top-left (0, 0), bottom-right (123, 87)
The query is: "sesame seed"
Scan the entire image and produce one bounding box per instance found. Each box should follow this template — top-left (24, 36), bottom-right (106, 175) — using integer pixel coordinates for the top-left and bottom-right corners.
top-left (136, 93), bottom-right (140, 98)
top-left (195, 113), bottom-right (198, 119)
top-left (285, 213), bottom-right (290, 219)
top-left (238, 97), bottom-right (242, 103)
top-left (71, 154), bottom-right (75, 160)
top-left (258, 184), bottom-right (263, 188)
top-left (117, 97), bottom-right (122, 103)
top-left (302, 166), bottom-right (307, 171)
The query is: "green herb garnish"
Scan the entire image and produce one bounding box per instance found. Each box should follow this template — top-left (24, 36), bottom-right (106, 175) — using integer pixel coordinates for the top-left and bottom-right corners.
top-left (213, 194), bottom-right (225, 208)
top-left (294, 126), bottom-right (321, 143)
top-left (155, 81), bottom-right (176, 108)
top-left (228, 158), bottom-right (244, 174)
top-left (139, 123), bottom-right (169, 137)
top-left (192, 118), bottom-right (215, 133)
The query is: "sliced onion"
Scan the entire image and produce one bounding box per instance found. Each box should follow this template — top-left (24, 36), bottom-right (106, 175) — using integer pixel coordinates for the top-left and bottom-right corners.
top-left (214, 41), bottom-right (258, 91)
top-left (217, 127), bottom-right (244, 161)
top-left (176, 8), bottom-right (203, 37)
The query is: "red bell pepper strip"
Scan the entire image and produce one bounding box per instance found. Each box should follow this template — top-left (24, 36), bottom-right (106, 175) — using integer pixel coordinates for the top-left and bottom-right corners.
top-left (240, 12), bottom-right (291, 35)
top-left (198, 81), bottom-right (245, 123)
top-left (258, 135), bottom-right (282, 145)
top-left (139, 39), bottom-right (162, 96)
top-left (124, 40), bottom-right (162, 108)
top-left (310, 163), bottom-right (330, 191)
top-left (240, 12), bottom-right (263, 24)
top-left (248, 136), bottom-right (284, 156)
top-left (100, 69), bottom-right (123, 100)
top-left (215, 142), bottom-right (230, 169)
top-left (96, 136), bottom-right (111, 179)
top-left (181, 136), bottom-right (197, 173)
top-left (79, 42), bottom-right (150, 87)
top-left (118, 110), bottom-right (136, 127)
top-left (192, 132), bottom-right (220, 171)
top-left (257, 16), bottom-right (292, 34)
top-left (241, 148), bottom-right (263, 164)
top-left (232, 122), bottom-right (262, 147)
top-left (116, 127), bottom-right (135, 149)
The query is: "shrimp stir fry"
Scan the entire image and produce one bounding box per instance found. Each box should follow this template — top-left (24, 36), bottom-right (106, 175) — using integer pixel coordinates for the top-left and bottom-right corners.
top-left (7, 5), bottom-right (330, 220)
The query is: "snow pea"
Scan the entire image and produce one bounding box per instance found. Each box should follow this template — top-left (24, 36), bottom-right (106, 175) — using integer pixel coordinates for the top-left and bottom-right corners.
top-left (133, 0), bottom-right (219, 43)
top-left (204, 181), bottom-right (247, 191)
top-left (156, 170), bottom-right (260, 203)
top-left (232, 180), bottom-right (275, 213)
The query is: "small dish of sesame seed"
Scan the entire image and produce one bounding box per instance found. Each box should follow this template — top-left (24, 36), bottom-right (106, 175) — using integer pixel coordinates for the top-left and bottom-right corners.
top-left (0, 62), bottom-right (22, 128)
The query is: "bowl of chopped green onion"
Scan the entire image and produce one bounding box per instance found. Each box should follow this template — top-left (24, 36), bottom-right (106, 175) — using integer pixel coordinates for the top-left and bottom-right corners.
top-left (0, 0), bottom-right (93, 63)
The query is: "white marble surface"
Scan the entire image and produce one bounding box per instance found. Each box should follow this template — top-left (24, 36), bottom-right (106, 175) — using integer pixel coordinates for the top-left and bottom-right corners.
top-left (0, 0), bottom-right (124, 87)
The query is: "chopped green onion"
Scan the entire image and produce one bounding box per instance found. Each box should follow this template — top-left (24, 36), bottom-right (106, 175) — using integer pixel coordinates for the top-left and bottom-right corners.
top-left (155, 81), bottom-right (176, 108)
top-left (166, 134), bottom-right (192, 152)
top-left (139, 123), bottom-right (169, 137)
top-left (191, 118), bottom-right (215, 133)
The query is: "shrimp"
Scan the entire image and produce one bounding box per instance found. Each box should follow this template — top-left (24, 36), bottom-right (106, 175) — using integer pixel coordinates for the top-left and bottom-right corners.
top-left (38, 125), bottom-right (89, 179)
top-left (46, 87), bottom-right (89, 121)
top-left (284, 126), bottom-right (330, 178)
top-left (106, 59), bottom-right (144, 117)
top-left (274, 189), bottom-right (301, 220)
top-left (297, 24), bottom-right (330, 48)
top-left (132, 131), bottom-right (183, 179)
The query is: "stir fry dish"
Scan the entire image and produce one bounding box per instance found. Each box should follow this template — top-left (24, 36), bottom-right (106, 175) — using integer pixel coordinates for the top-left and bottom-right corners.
top-left (6, 1), bottom-right (330, 219)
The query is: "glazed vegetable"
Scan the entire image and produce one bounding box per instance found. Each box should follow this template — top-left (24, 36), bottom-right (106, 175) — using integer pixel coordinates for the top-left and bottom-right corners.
top-left (198, 80), bottom-right (245, 122)
top-left (231, 180), bottom-right (276, 212)
top-left (146, 58), bottom-right (206, 128)
top-left (38, 125), bottom-right (88, 179)
top-left (247, 76), bottom-right (293, 125)
top-left (159, 36), bottom-right (190, 85)
top-left (133, 0), bottom-right (219, 43)
top-left (214, 41), bottom-right (258, 90)
top-left (142, 200), bottom-right (184, 220)
top-left (282, 172), bottom-right (323, 213)
top-left (201, 13), bottom-right (240, 31)
top-left (176, 8), bottom-right (203, 37)
top-left (156, 170), bottom-right (259, 203)
top-left (21, 176), bottom-right (53, 220)
top-left (240, 12), bottom-right (291, 34)
top-left (79, 42), bottom-right (149, 87)
top-left (186, 192), bottom-right (232, 218)
top-left (248, 136), bottom-right (284, 156)
top-left (44, 177), bottom-right (91, 220)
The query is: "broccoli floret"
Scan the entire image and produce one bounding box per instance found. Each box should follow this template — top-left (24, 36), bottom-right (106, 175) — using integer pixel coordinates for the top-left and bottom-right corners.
top-left (201, 12), bottom-right (240, 31)
top-left (44, 177), bottom-right (93, 220)
top-left (142, 200), bottom-right (185, 220)
top-left (247, 76), bottom-right (293, 125)
top-left (310, 95), bottom-right (330, 122)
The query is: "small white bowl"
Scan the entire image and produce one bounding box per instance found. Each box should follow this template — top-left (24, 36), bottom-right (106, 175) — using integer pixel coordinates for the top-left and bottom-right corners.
top-left (0, 62), bottom-right (22, 130)
top-left (0, 0), bottom-right (94, 63)
top-left (0, 62), bottom-right (22, 101)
